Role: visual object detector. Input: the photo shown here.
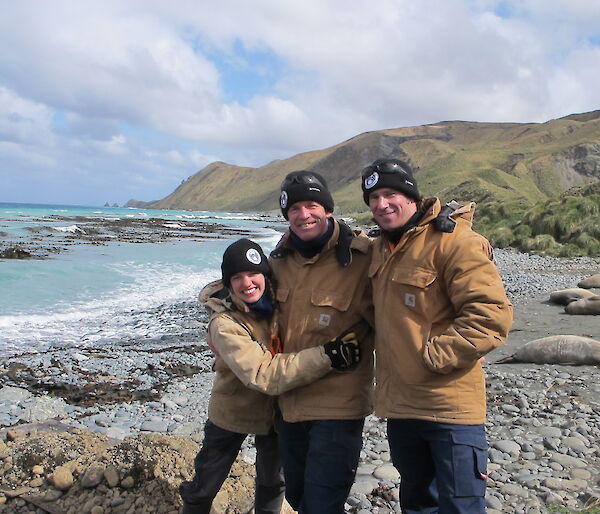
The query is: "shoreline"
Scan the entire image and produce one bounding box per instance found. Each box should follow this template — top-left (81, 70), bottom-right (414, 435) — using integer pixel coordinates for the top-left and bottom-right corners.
top-left (1, 249), bottom-right (599, 512)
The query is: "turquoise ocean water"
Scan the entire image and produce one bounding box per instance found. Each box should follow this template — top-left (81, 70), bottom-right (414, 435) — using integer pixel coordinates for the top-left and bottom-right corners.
top-left (0, 202), bottom-right (282, 357)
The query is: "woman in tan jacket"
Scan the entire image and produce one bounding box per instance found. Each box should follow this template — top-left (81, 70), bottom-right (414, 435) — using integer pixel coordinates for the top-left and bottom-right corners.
top-left (179, 238), bottom-right (360, 514)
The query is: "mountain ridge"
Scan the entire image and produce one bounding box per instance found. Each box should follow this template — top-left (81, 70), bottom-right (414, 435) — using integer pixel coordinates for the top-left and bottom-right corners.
top-left (126, 110), bottom-right (600, 214)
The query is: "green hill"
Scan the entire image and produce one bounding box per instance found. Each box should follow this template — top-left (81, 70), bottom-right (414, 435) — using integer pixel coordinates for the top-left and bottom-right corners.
top-left (127, 110), bottom-right (600, 218)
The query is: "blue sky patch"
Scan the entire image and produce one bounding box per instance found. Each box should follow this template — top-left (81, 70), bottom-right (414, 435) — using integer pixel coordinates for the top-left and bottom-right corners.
top-left (51, 110), bottom-right (67, 129)
top-left (208, 38), bottom-right (285, 104)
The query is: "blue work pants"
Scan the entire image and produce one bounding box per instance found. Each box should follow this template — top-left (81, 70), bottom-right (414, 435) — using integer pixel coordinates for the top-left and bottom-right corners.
top-left (387, 419), bottom-right (488, 514)
top-left (275, 414), bottom-right (364, 514)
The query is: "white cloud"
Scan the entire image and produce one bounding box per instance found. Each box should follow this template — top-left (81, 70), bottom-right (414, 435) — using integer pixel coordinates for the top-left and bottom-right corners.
top-left (0, 87), bottom-right (54, 145)
top-left (0, 0), bottom-right (599, 204)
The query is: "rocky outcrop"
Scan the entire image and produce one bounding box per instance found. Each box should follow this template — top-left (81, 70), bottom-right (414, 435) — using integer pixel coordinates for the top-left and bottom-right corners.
top-left (0, 425), bottom-right (261, 514)
top-left (0, 247), bottom-right (33, 259)
top-left (560, 143), bottom-right (600, 180)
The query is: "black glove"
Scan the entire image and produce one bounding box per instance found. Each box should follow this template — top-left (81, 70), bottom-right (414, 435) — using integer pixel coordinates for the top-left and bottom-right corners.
top-left (324, 331), bottom-right (360, 369)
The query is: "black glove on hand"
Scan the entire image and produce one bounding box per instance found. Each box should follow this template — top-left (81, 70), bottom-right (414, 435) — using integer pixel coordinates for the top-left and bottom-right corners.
top-left (324, 331), bottom-right (360, 369)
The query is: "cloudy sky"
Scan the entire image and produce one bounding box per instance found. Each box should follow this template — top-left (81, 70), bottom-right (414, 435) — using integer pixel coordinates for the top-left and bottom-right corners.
top-left (1, 1), bottom-right (599, 206)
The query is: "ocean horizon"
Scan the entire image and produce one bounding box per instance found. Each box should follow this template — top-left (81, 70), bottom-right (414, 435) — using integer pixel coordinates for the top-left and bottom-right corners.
top-left (0, 201), bottom-right (283, 357)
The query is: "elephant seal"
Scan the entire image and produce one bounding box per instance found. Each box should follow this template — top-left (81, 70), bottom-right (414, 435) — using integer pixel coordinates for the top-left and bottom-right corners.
top-left (549, 288), bottom-right (596, 305)
top-left (565, 295), bottom-right (600, 315)
top-left (493, 335), bottom-right (600, 365)
top-left (578, 273), bottom-right (600, 289)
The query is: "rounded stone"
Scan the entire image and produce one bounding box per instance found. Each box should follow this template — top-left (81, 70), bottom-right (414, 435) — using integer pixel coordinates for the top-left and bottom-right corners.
top-left (120, 476), bottom-right (135, 489)
top-left (562, 437), bottom-right (587, 451)
top-left (373, 464), bottom-right (400, 481)
top-left (492, 440), bottom-right (521, 457)
top-left (486, 495), bottom-right (503, 510)
top-left (500, 484), bottom-right (529, 498)
top-left (81, 465), bottom-right (105, 488)
top-left (571, 468), bottom-right (592, 480)
top-left (537, 427), bottom-right (562, 438)
top-left (104, 465), bottom-right (120, 487)
top-left (350, 478), bottom-right (379, 496)
top-left (51, 466), bottom-right (74, 491)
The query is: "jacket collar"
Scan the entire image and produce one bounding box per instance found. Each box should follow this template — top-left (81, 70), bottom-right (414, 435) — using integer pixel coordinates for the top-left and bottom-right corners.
top-left (271, 218), bottom-right (369, 265)
top-left (368, 197), bottom-right (477, 277)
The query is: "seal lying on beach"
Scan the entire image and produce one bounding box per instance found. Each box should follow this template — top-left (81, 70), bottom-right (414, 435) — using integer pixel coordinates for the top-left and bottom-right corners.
top-left (493, 335), bottom-right (600, 365)
top-left (578, 273), bottom-right (600, 289)
top-left (549, 288), bottom-right (597, 305)
top-left (565, 295), bottom-right (600, 315)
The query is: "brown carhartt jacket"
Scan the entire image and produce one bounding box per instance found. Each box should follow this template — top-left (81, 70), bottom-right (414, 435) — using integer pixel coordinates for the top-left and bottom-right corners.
top-left (270, 220), bottom-right (375, 422)
top-left (369, 198), bottom-right (513, 424)
top-left (201, 280), bottom-right (332, 435)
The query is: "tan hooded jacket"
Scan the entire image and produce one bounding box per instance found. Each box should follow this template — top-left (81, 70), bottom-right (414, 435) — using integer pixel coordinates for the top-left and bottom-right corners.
top-left (201, 279), bottom-right (332, 435)
top-left (369, 198), bottom-right (513, 424)
top-left (270, 220), bottom-right (375, 422)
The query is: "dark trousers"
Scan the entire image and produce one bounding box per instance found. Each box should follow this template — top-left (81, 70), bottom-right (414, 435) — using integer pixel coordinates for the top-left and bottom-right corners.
top-left (387, 419), bottom-right (488, 514)
top-left (275, 412), bottom-right (364, 514)
top-left (179, 420), bottom-right (285, 514)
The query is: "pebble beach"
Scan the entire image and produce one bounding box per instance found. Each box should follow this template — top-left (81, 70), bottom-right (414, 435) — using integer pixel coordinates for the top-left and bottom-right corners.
top-left (1, 248), bottom-right (599, 513)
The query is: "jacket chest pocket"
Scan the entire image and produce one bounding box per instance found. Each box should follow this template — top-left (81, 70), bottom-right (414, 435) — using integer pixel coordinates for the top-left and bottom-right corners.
top-left (277, 285), bottom-right (355, 339)
top-left (390, 266), bottom-right (437, 313)
top-left (309, 289), bottom-right (354, 337)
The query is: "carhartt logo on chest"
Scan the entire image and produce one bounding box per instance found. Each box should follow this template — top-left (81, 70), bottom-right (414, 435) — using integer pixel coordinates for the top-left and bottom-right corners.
top-left (319, 314), bottom-right (332, 326)
top-left (404, 293), bottom-right (416, 307)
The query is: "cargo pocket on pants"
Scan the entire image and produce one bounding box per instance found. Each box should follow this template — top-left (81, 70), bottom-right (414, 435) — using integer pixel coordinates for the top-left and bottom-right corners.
top-left (451, 431), bottom-right (488, 497)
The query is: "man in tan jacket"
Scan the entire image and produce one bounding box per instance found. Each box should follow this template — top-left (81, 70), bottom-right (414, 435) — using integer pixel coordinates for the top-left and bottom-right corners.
top-left (270, 170), bottom-right (374, 513)
top-left (361, 158), bottom-right (513, 513)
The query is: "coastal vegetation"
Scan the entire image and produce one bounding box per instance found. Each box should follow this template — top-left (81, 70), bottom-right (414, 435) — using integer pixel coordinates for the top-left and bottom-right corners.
top-left (474, 183), bottom-right (600, 257)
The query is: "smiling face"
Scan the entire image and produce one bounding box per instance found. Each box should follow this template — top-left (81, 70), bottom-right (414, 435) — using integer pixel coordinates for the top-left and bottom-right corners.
top-left (229, 271), bottom-right (266, 304)
top-left (368, 187), bottom-right (418, 231)
top-left (287, 200), bottom-right (332, 241)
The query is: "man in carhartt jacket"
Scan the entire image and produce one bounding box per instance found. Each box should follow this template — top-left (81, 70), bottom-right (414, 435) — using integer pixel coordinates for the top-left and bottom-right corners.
top-left (361, 158), bottom-right (513, 513)
top-left (270, 170), bottom-right (374, 513)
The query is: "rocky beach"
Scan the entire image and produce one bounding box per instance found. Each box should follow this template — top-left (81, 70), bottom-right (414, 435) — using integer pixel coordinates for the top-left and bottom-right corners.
top-left (1, 248), bottom-right (599, 513)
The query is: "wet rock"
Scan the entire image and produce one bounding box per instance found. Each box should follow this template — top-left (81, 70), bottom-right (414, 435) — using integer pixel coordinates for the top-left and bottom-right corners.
top-left (0, 246), bottom-right (33, 259)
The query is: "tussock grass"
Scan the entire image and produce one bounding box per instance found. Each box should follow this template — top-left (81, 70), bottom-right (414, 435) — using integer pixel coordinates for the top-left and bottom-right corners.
top-left (476, 183), bottom-right (600, 257)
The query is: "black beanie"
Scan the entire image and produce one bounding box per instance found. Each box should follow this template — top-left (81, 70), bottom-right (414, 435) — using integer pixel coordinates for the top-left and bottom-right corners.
top-left (221, 238), bottom-right (270, 286)
top-left (361, 158), bottom-right (420, 205)
top-left (279, 170), bottom-right (334, 220)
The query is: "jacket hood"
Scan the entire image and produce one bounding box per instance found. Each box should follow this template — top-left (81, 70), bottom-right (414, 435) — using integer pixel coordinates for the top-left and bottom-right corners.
top-left (199, 279), bottom-right (232, 315)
